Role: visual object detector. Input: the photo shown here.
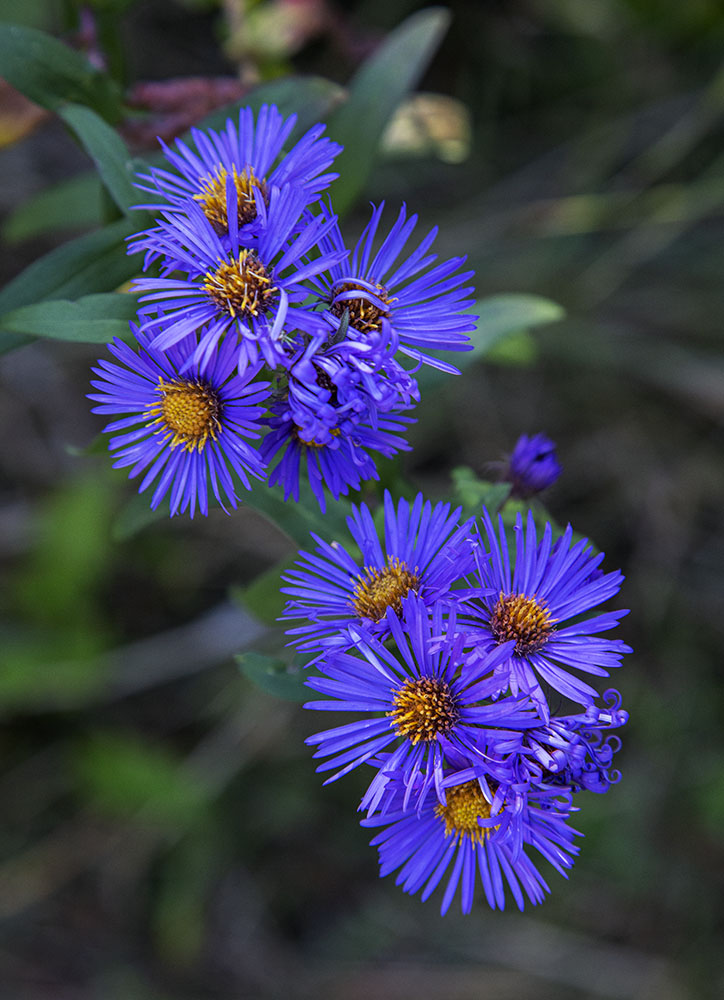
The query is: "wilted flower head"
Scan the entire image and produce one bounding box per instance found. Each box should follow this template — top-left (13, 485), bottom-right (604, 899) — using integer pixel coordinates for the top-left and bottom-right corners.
top-left (260, 403), bottom-right (411, 512)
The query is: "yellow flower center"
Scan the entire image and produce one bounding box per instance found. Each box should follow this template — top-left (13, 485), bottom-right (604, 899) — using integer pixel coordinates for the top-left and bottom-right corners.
top-left (388, 676), bottom-right (459, 744)
top-left (435, 780), bottom-right (498, 845)
top-left (330, 281), bottom-right (391, 334)
top-left (291, 426), bottom-right (341, 449)
top-left (490, 592), bottom-right (554, 655)
top-left (351, 557), bottom-right (419, 622)
top-left (194, 165), bottom-right (267, 234)
top-left (203, 250), bottom-right (277, 319)
top-left (146, 378), bottom-right (222, 452)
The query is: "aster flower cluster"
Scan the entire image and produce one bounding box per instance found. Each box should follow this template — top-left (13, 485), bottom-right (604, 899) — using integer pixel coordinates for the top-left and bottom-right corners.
top-left (89, 104), bottom-right (477, 515)
top-left (283, 492), bottom-right (630, 913)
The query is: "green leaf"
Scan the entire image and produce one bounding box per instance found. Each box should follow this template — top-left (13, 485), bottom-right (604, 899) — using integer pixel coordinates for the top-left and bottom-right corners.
top-left (451, 467), bottom-right (511, 516)
top-left (0, 23), bottom-right (121, 120)
top-left (0, 292), bottom-right (139, 343)
top-left (0, 216), bottom-right (142, 312)
top-left (417, 293), bottom-right (564, 392)
top-left (236, 651), bottom-right (312, 702)
top-left (2, 172), bottom-right (102, 243)
top-left (196, 75), bottom-right (344, 142)
top-left (0, 216), bottom-right (146, 352)
top-left (235, 559), bottom-right (293, 626)
top-left (469, 294), bottom-right (564, 358)
top-left (484, 328), bottom-right (538, 366)
top-left (111, 492), bottom-right (168, 542)
top-left (0, 0), bottom-right (54, 30)
top-left (58, 104), bottom-right (137, 212)
top-left (243, 479), bottom-right (351, 547)
top-left (0, 330), bottom-right (31, 353)
top-left (326, 8), bottom-right (451, 214)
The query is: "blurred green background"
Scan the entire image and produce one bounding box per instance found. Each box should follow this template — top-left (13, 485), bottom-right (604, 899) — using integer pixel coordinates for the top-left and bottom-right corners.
top-left (1, 1), bottom-right (724, 997)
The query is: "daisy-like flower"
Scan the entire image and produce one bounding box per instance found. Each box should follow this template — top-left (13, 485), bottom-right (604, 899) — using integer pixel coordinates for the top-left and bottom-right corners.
top-left (362, 771), bottom-right (580, 914)
top-left (506, 432), bottom-right (562, 498)
top-left (304, 595), bottom-right (536, 814)
top-left (134, 104), bottom-right (342, 236)
top-left (130, 184), bottom-right (345, 372)
top-left (307, 202), bottom-right (477, 373)
top-left (281, 491), bottom-right (478, 653)
top-left (459, 508), bottom-right (631, 719)
top-left (260, 402), bottom-right (411, 512)
top-left (89, 326), bottom-right (268, 517)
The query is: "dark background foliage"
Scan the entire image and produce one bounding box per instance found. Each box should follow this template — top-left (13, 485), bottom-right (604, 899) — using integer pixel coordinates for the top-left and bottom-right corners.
top-left (1, 1), bottom-right (723, 997)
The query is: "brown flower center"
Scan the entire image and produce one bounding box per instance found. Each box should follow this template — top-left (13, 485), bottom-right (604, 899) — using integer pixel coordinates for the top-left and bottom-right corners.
top-left (388, 677), bottom-right (459, 744)
top-left (203, 250), bottom-right (277, 319)
top-left (330, 281), bottom-right (391, 334)
top-left (146, 377), bottom-right (222, 452)
top-left (351, 557), bottom-right (419, 622)
top-left (194, 166), bottom-right (267, 234)
top-left (490, 592), bottom-right (554, 655)
top-left (435, 780), bottom-right (498, 845)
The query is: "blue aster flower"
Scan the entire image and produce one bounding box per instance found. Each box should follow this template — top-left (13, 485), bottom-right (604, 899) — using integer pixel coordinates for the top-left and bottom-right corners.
top-left (281, 491), bottom-right (478, 653)
top-left (284, 327), bottom-right (420, 439)
top-left (458, 508), bottom-right (631, 719)
top-left (507, 432), bottom-right (562, 498)
top-left (304, 595), bottom-right (536, 814)
top-left (306, 202), bottom-right (477, 373)
top-left (130, 184), bottom-right (345, 372)
top-left (89, 326), bottom-right (268, 517)
top-left (283, 339), bottom-right (377, 446)
top-left (134, 104), bottom-right (342, 237)
top-left (514, 689), bottom-right (628, 793)
top-left (362, 771), bottom-right (580, 914)
top-left (259, 402), bottom-right (412, 512)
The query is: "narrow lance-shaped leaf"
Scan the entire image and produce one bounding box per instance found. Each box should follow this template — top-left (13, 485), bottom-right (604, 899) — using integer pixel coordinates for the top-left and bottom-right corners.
top-left (326, 7), bottom-right (451, 215)
top-left (243, 478), bottom-right (352, 548)
top-left (0, 23), bottom-right (122, 121)
top-left (467, 294), bottom-right (565, 358)
top-left (416, 293), bottom-right (565, 392)
top-left (237, 652), bottom-right (317, 703)
top-left (0, 293), bottom-right (140, 344)
top-left (0, 216), bottom-right (148, 354)
top-left (58, 104), bottom-right (138, 213)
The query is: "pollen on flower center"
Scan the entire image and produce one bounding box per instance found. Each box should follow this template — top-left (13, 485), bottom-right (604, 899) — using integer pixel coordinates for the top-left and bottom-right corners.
top-left (330, 281), bottom-right (391, 333)
top-left (388, 676), bottom-right (458, 744)
top-left (147, 377), bottom-right (222, 452)
top-left (352, 556), bottom-right (419, 622)
top-left (490, 592), bottom-right (554, 655)
top-left (435, 780), bottom-right (497, 844)
top-left (204, 250), bottom-right (278, 319)
top-left (291, 426), bottom-right (341, 449)
top-left (194, 165), bottom-right (267, 234)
